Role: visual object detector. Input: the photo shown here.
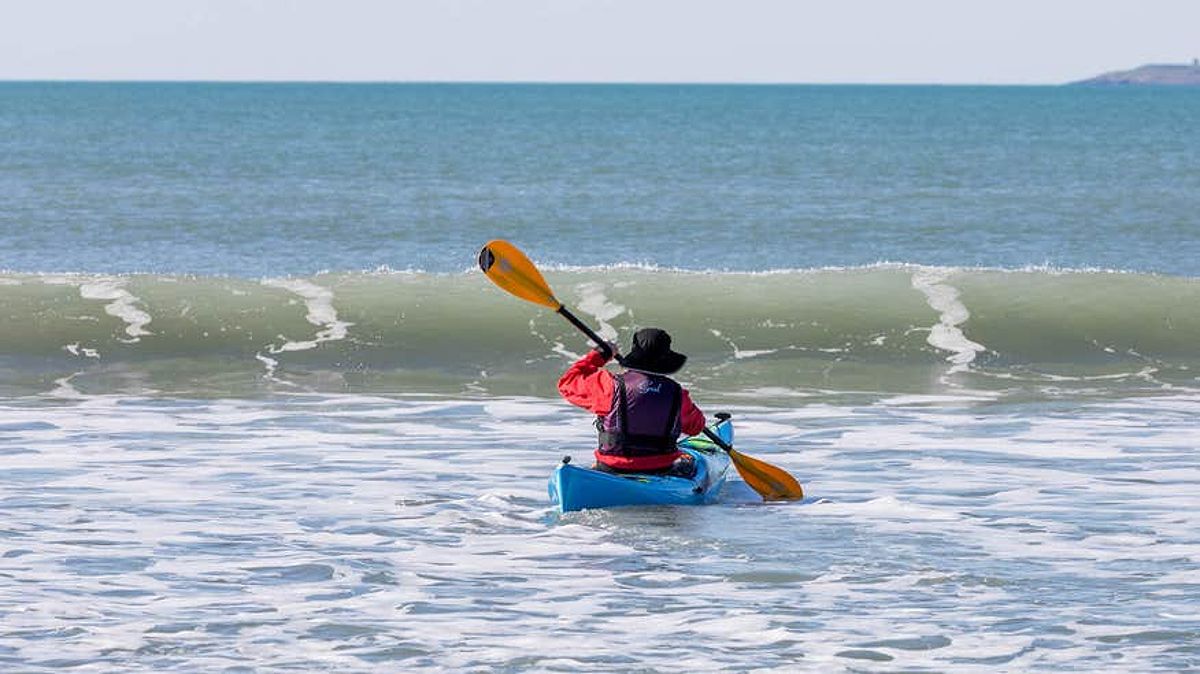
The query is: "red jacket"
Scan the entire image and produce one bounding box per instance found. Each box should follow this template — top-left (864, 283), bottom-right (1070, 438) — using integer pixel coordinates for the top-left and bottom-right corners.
top-left (557, 350), bottom-right (706, 470)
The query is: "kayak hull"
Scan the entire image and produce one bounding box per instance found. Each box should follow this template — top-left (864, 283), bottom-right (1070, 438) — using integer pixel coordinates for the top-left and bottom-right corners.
top-left (549, 421), bottom-right (733, 513)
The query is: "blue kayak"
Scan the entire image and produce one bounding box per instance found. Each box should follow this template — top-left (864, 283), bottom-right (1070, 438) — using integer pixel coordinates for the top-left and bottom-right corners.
top-left (549, 419), bottom-right (734, 513)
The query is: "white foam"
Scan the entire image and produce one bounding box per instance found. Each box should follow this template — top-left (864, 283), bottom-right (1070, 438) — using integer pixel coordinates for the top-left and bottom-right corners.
top-left (254, 350), bottom-right (297, 386)
top-left (46, 373), bottom-right (85, 398)
top-left (548, 339), bottom-right (583, 362)
top-left (261, 278), bottom-right (353, 353)
top-left (63, 343), bottom-right (101, 359)
top-left (2, 393), bottom-right (1199, 672)
top-left (535, 260), bottom-right (1165, 277)
top-left (911, 267), bottom-right (986, 372)
top-left (529, 318), bottom-right (585, 362)
top-left (709, 328), bottom-right (779, 360)
top-left (726, 386), bottom-right (815, 399)
top-left (78, 277), bottom-right (154, 343)
top-left (574, 281), bottom-right (624, 342)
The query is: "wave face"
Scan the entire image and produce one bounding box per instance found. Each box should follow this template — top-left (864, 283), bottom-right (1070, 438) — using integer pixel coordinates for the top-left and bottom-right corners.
top-left (1, 267), bottom-right (1198, 399)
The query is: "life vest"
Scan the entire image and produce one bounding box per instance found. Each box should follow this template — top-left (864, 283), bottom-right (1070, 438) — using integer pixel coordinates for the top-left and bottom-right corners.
top-left (595, 370), bottom-right (683, 471)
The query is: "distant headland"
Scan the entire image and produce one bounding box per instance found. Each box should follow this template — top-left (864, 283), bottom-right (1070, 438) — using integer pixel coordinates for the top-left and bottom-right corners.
top-left (1072, 60), bottom-right (1200, 86)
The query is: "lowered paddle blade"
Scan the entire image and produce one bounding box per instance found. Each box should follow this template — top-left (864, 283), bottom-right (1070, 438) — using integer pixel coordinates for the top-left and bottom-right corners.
top-left (702, 426), bottom-right (803, 501)
top-left (729, 448), bottom-right (804, 501)
top-left (478, 240), bottom-right (562, 310)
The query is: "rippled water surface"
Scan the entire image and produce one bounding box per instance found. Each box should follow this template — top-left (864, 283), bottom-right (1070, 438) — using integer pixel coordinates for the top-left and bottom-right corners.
top-left (2, 393), bottom-right (1197, 672)
top-left (3, 81), bottom-right (1198, 672)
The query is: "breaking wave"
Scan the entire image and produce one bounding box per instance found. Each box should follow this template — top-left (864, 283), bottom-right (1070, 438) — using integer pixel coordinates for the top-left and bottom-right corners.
top-left (1, 266), bottom-right (1197, 398)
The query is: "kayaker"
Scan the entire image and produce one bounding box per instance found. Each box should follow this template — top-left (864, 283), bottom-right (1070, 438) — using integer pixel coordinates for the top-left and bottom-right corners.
top-left (557, 327), bottom-right (706, 477)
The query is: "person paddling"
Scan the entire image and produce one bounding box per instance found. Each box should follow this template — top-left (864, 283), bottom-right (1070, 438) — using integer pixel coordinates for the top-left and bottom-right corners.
top-left (480, 239), bottom-right (803, 500)
top-left (558, 328), bottom-right (706, 476)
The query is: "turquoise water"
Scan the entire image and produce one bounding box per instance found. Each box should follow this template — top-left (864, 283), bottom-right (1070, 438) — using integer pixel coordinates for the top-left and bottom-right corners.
top-left (1, 267), bottom-right (1199, 399)
top-left (1, 83), bottom-right (1198, 671)
top-left (3, 83), bottom-right (1199, 275)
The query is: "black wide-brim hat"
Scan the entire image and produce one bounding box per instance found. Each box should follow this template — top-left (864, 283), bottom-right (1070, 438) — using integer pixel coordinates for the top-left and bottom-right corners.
top-left (618, 328), bottom-right (687, 375)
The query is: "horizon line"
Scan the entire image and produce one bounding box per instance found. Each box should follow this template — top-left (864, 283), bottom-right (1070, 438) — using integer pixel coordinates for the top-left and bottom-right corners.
top-left (0, 78), bottom-right (1075, 87)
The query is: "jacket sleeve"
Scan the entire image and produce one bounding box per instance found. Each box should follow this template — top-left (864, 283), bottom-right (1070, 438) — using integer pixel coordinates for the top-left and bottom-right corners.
top-left (679, 389), bottom-right (706, 436)
top-left (557, 350), bottom-right (614, 415)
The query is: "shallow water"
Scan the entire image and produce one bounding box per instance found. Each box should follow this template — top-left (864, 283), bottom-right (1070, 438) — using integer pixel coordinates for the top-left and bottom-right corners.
top-left (2, 392), bottom-right (1197, 672)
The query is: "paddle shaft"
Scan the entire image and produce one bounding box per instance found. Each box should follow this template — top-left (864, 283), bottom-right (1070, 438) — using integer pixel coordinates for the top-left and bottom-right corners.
top-left (700, 426), bottom-right (736, 453)
top-left (556, 306), bottom-right (613, 360)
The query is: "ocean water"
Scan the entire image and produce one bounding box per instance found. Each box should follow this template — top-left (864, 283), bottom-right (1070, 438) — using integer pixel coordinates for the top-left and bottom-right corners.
top-left (1, 83), bottom-right (1199, 672)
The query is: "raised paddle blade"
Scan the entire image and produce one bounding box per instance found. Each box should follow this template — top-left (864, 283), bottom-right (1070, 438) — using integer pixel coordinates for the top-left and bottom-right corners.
top-left (478, 240), bottom-right (562, 310)
top-left (478, 240), bottom-right (613, 358)
top-left (702, 427), bottom-right (804, 501)
top-left (728, 448), bottom-right (805, 501)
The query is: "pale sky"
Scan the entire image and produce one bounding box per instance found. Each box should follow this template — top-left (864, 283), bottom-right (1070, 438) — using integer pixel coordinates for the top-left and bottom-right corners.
top-left (2, 0), bottom-right (1197, 84)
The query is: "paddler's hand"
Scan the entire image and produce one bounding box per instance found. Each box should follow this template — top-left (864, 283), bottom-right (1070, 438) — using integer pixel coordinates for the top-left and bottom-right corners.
top-left (593, 341), bottom-right (619, 362)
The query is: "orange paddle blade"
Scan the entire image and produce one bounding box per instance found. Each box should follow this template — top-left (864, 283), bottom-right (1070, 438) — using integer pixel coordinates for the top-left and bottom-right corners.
top-left (702, 426), bottom-right (804, 501)
top-left (729, 448), bottom-right (804, 501)
top-left (478, 240), bottom-right (562, 310)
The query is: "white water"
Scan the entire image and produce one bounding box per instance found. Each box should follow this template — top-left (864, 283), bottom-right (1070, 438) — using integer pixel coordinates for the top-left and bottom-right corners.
top-left (260, 278), bottom-right (354, 353)
top-left (38, 276), bottom-right (155, 356)
top-left (255, 278), bottom-right (354, 382)
top-left (1, 392), bottom-right (1197, 672)
top-left (911, 267), bottom-right (987, 373)
top-left (574, 281), bottom-right (627, 344)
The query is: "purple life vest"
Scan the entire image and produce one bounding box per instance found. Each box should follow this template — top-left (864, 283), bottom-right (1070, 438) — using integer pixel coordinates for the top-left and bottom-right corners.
top-left (596, 371), bottom-right (683, 458)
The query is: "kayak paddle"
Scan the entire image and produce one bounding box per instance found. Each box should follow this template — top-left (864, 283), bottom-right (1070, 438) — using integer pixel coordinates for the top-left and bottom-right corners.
top-left (477, 239), bottom-right (804, 502)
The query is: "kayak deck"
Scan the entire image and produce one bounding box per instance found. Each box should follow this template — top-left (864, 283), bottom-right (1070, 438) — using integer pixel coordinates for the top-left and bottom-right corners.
top-left (549, 420), bottom-right (733, 513)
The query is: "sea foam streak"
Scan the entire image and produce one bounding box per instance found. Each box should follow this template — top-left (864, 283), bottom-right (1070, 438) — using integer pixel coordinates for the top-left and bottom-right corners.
top-left (79, 277), bottom-right (155, 342)
top-left (911, 267), bottom-right (987, 372)
top-left (574, 281), bottom-right (626, 343)
top-left (260, 278), bottom-right (353, 352)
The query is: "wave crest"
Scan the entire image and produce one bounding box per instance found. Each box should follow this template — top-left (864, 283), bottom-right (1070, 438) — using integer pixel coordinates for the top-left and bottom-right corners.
top-left (1, 267), bottom-right (1197, 397)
